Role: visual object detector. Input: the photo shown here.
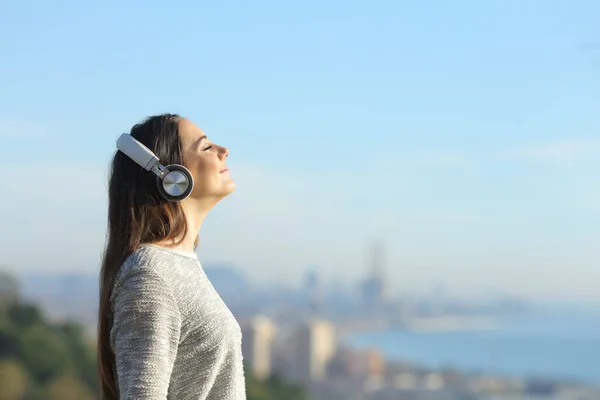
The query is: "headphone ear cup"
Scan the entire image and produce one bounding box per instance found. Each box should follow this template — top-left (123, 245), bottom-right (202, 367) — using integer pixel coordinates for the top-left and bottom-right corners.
top-left (156, 164), bottom-right (194, 202)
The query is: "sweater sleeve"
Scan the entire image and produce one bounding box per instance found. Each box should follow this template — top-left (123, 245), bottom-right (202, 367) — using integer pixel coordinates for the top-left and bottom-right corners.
top-left (110, 265), bottom-right (182, 399)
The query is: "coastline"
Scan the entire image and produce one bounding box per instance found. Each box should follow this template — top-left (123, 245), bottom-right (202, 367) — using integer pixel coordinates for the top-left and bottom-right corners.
top-left (337, 315), bottom-right (504, 337)
top-left (342, 313), bottom-right (600, 386)
top-left (399, 315), bottom-right (503, 333)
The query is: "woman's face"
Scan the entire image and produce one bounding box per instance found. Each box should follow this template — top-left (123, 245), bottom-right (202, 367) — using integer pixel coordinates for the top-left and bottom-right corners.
top-left (177, 118), bottom-right (235, 202)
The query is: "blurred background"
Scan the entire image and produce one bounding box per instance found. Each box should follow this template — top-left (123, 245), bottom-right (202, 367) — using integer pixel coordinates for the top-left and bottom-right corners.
top-left (1, 1), bottom-right (600, 399)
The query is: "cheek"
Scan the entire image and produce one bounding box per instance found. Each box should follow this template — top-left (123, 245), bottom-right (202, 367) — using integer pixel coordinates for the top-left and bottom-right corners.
top-left (184, 155), bottom-right (207, 175)
top-left (186, 157), bottom-right (220, 187)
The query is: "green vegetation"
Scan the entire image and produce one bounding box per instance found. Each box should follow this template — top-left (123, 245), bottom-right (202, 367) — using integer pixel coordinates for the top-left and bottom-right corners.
top-left (0, 271), bottom-right (96, 399)
top-left (0, 271), bottom-right (309, 399)
top-left (246, 371), bottom-right (309, 400)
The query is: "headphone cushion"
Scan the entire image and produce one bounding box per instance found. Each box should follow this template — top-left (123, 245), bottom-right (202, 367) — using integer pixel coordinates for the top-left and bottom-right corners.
top-left (156, 164), bottom-right (194, 202)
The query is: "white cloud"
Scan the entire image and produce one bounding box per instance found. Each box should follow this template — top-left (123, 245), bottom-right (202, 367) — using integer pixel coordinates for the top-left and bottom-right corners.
top-left (0, 119), bottom-right (50, 138)
top-left (507, 138), bottom-right (600, 163)
top-left (412, 151), bottom-right (470, 168)
top-left (380, 150), bottom-right (470, 170)
top-left (402, 208), bottom-right (492, 224)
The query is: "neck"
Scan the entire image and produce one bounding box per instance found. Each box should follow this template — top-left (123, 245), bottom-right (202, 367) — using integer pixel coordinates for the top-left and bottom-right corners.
top-left (156, 199), bottom-right (212, 253)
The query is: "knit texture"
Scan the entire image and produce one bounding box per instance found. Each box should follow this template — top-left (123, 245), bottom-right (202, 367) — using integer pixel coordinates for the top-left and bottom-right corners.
top-left (110, 243), bottom-right (246, 399)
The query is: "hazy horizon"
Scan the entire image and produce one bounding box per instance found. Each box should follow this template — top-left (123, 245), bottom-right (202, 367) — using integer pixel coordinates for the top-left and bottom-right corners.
top-left (2, 1), bottom-right (599, 301)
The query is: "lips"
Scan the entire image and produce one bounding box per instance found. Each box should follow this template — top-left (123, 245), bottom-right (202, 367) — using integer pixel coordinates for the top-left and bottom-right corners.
top-left (219, 168), bottom-right (229, 174)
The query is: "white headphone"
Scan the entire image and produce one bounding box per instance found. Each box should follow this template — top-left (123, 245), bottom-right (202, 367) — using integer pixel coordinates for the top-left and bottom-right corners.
top-left (116, 133), bottom-right (194, 202)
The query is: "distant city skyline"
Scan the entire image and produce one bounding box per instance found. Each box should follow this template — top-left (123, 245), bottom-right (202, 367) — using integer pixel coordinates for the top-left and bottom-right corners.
top-left (1, 1), bottom-right (600, 300)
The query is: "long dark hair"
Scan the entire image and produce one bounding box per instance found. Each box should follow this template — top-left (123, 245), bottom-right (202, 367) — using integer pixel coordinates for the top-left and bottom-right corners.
top-left (97, 113), bottom-right (194, 399)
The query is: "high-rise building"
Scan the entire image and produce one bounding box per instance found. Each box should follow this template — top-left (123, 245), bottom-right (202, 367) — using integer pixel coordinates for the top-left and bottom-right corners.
top-left (302, 268), bottom-right (322, 315)
top-left (360, 240), bottom-right (389, 309)
top-left (241, 315), bottom-right (277, 380)
top-left (292, 317), bottom-right (337, 385)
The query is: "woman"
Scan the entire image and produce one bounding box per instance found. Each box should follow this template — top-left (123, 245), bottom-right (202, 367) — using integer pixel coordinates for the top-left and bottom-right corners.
top-left (97, 114), bottom-right (246, 399)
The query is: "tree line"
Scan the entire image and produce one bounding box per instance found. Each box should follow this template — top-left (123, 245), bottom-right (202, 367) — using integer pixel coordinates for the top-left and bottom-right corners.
top-left (0, 271), bottom-right (307, 400)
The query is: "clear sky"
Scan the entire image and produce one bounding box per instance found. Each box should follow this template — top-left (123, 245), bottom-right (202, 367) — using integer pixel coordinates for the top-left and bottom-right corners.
top-left (1, 0), bottom-right (599, 301)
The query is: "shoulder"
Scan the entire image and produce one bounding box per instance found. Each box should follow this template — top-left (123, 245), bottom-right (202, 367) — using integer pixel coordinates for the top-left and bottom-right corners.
top-left (112, 244), bottom-right (179, 301)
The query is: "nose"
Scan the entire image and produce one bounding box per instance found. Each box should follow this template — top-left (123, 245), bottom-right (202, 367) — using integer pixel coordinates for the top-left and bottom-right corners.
top-left (218, 146), bottom-right (229, 160)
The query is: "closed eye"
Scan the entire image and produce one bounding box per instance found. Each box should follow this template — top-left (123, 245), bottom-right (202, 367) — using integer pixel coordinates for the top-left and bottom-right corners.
top-left (203, 145), bottom-right (213, 151)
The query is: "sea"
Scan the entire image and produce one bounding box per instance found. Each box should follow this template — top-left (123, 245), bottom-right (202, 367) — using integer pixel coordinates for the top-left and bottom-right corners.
top-left (344, 305), bottom-right (600, 384)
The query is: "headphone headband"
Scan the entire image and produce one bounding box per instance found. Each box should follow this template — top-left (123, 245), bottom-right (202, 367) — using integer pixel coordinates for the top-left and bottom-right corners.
top-left (116, 133), bottom-right (160, 172)
top-left (115, 133), bottom-right (194, 201)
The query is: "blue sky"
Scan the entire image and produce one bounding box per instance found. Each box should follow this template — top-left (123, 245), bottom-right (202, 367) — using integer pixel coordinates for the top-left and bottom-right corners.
top-left (1, 0), bottom-right (599, 300)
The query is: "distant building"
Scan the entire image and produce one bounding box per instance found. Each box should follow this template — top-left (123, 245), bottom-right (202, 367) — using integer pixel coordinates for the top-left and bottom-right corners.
top-left (363, 348), bottom-right (385, 379)
top-left (302, 268), bottom-right (322, 315)
top-left (360, 240), bottom-right (390, 310)
top-left (241, 315), bottom-right (276, 380)
top-left (291, 317), bottom-right (337, 385)
top-left (327, 347), bottom-right (385, 382)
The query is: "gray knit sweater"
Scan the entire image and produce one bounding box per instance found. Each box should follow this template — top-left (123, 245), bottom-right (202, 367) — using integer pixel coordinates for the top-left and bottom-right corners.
top-left (110, 244), bottom-right (247, 399)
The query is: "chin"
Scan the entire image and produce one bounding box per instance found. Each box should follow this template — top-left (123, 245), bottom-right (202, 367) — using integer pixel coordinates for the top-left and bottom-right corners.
top-left (191, 181), bottom-right (236, 204)
top-left (218, 181), bottom-right (236, 199)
